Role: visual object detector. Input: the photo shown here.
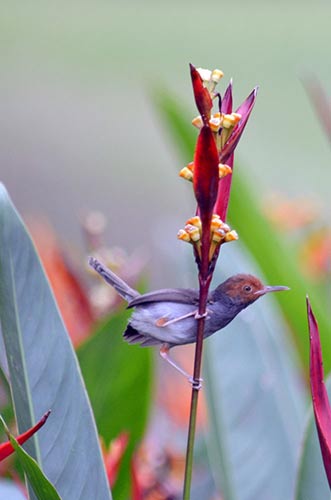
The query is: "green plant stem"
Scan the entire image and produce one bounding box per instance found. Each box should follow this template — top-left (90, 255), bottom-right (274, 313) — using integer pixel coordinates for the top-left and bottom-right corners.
top-left (183, 275), bottom-right (211, 499)
top-left (183, 383), bottom-right (199, 499)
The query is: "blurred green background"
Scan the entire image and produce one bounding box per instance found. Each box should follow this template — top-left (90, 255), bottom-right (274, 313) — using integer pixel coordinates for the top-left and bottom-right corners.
top-left (1, 4), bottom-right (331, 497)
top-left (1, 0), bottom-right (331, 285)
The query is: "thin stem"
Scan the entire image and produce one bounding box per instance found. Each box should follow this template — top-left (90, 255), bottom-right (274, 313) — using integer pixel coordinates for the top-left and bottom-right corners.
top-left (183, 273), bottom-right (211, 499)
top-left (183, 176), bottom-right (214, 498)
top-left (183, 385), bottom-right (199, 499)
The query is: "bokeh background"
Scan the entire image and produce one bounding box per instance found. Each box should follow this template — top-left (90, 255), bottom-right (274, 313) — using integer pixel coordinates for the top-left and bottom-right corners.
top-left (1, 0), bottom-right (331, 287)
top-left (1, 3), bottom-right (331, 499)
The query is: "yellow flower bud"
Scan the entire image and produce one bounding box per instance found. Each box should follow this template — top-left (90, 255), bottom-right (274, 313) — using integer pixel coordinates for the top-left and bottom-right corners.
top-left (222, 114), bottom-right (236, 129)
top-left (211, 217), bottom-right (223, 232)
top-left (212, 229), bottom-right (225, 243)
top-left (225, 230), bottom-right (239, 242)
top-left (185, 224), bottom-right (201, 242)
top-left (232, 112), bottom-right (242, 123)
top-left (211, 69), bottom-right (224, 83)
top-left (186, 216), bottom-right (202, 229)
top-left (177, 229), bottom-right (190, 242)
top-left (218, 164), bottom-right (232, 178)
top-left (179, 167), bottom-right (193, 182)
top-left (209, 115), bottom-right (222, 133)
top-left (192, 116), bottom-right (204, 129)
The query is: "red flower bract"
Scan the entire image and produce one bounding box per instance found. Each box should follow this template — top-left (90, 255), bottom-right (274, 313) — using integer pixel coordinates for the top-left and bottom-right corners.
top-left (220, 80), bottom-right (233, 115)
top-left (103, 431), bottom-right (129, 488)
top-left (307, 297), bottom-right (331, 488)
top-left (193, 126), bottom-right (219, 223)
top-left (193, 125), bottom-right (219, 276)
top-left (0, 410), bottom-right (50, 462)
top-left (214, 153), bottom-right (234, 221)
top-left (190, 64), bottom-right (213, 126)
top-left (220, 86), bottom-right (258, 165)
top-left (215, 87), bottom-right (258, 220)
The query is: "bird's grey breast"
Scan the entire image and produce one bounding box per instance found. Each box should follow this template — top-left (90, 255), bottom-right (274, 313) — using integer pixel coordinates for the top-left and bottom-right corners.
top-left (204, 299), bottom-right (244, 337)
top-left (130, 301), bottom-right (198, 346)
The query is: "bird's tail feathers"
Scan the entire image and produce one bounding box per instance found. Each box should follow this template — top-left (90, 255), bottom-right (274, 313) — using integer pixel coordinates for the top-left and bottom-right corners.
top-left (88, 257), bottom-right (140, 302)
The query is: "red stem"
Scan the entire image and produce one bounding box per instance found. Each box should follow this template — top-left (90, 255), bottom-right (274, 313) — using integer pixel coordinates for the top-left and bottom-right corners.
top-left (183, 215), bottom-right (212, 499)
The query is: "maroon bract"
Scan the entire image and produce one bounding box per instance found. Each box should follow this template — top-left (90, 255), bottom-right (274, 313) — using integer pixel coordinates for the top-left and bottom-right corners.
top-left (215, 87), bottom-right (258, 221)
top-left (220, 86), bottom-right (258, 164)
top-left (307, 298), bottom-right (331, 488)
top-left (214, 153), bottom-right (234, 221)
top-left (190, 64), bottom-right (213, 126)
top-left (193, 126), bottom-right (219, 221)
top-left (193, 125), bottom-right (220, 276)
top-left (219, 80), bottom-right (233, 115)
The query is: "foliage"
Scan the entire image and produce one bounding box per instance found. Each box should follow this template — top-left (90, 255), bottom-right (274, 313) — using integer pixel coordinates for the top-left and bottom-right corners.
top-left (0, 184), bottom-right (111, 499)
top-left (0, 415), bottom-right (61, 500)
top-left (0, 63), bottom-right (331, 499)
top-left (77, 309), bottom-right (153, 500)
top-left (204, 246), bottom-right (307, 500)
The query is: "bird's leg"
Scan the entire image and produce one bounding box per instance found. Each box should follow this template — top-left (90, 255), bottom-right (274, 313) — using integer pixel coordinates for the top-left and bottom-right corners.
top-left (156, 309), bottom-right (211, 327)
top-left (159, 344), bottom-right (203, 390)
top-left (156, 310), bottom-right (197, 327)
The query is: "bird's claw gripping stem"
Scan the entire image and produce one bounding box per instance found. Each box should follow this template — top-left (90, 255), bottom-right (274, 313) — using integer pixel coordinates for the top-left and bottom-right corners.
top-left (195, 311), bottom-right (208, 320)
top-left (189, 376), bottom-right (203, 391)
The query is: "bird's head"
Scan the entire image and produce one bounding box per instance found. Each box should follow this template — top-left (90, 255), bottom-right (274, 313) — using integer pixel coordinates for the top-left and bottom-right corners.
top-left (213, 274), bottom-right (289, 306)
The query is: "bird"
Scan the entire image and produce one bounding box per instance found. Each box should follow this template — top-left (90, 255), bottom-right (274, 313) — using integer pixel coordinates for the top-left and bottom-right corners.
top-left (89, 257), bottom-right (289, 387)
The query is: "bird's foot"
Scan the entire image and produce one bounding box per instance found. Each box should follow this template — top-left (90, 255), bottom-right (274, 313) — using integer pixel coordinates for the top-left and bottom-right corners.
top-left (188, 376), bottom-right (203, 391)
top-left (194, 311), bottom-right (208, 320)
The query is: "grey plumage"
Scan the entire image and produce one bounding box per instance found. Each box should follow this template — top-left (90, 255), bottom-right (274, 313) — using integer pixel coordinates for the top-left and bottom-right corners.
top-left (89, 256), bottom-right (288, 384)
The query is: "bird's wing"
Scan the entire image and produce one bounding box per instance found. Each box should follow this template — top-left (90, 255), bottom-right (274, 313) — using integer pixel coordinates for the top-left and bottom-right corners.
top-left (127, 288), bottom-right (200, 308)
top-left (123, 324), bottom-right (161, 346)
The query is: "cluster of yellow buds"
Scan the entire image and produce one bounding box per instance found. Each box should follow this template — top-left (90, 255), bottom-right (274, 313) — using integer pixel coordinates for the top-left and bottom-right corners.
top-left (196, 67), bottom-right (224, 95)
top-left (179, 162), bottom-right (232, 183)
top-left (177, 216), bottom-right (202, 247)
top-left (192, 111), bottom-right (241, 134)
top-left (177, 214), bottom-right (238, 259)
top-left (210, 214), bottom-right (238, 260)
top-left (210, 214), bottom-right (238, 242)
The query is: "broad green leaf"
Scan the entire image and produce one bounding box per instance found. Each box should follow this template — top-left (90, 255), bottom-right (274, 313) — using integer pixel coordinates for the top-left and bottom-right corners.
top-left (77, 308), bottom-right (153, 500)
top-left (0, 184), bottom-right (111, 500)
top-left (295, 375), bottom-right (331, 500)
top-left (10, 435), bottom-right (61, 500)
top-left (0, 415), bottom-right (61, 500)
top-left (203, 245), bottom-right (308, 500)
top-left (153, 89), bottom-right (331, 374)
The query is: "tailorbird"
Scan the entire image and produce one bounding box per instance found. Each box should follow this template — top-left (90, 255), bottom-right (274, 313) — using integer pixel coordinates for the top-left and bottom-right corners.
top-left (89, 257), bottom-right (289, 387)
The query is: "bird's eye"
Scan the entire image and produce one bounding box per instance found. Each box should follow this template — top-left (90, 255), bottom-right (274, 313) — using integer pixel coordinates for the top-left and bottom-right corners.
top-left (243, 285), bottom-right (252, 293)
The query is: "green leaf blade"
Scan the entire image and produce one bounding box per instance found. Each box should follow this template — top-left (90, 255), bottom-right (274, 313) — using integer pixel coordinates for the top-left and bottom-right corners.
top-left (0, 184), bottom-right (111, 500)
top-left (78, 308), bottom-right (153, 500)
top-left (8, 435), bottom-right (62, 500)
top-left (204, 246), bottom-right (308, 500)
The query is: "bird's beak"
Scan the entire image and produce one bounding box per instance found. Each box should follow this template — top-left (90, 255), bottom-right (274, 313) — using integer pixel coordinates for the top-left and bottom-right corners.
top-left (255, 285), bottom-right (290, 296)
